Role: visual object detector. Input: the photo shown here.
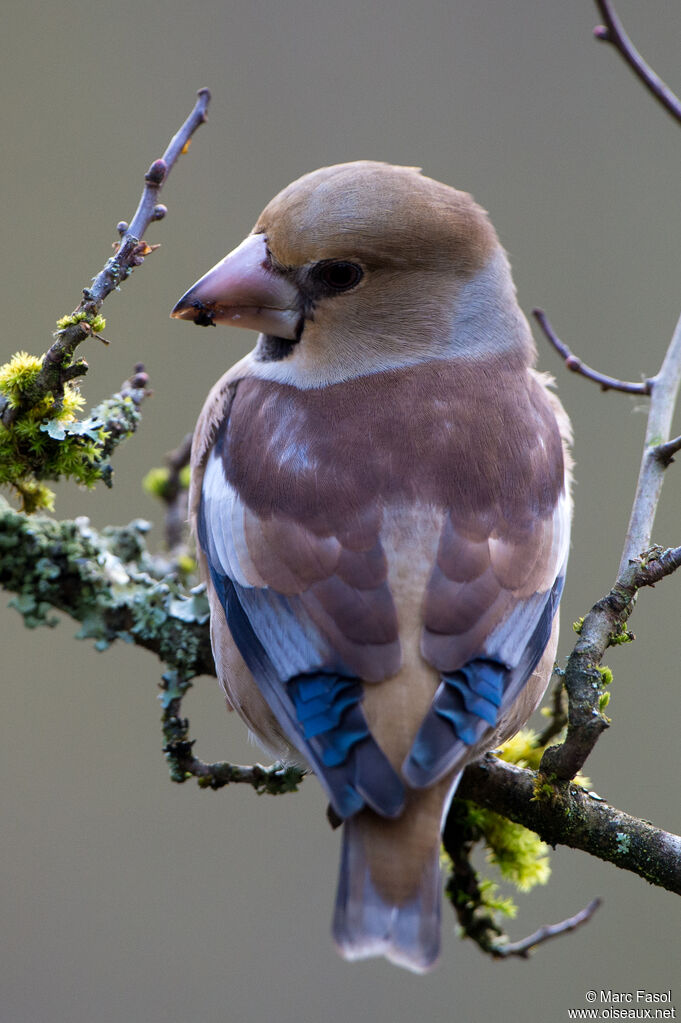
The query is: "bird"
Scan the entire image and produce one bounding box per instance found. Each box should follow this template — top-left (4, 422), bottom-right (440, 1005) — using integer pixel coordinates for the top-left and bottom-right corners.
top-left (171, 160), bottom-right (572, 973)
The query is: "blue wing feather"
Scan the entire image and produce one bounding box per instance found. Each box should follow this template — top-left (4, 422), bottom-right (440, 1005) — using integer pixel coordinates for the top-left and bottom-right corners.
top-left (204, 547), bottom-right (404, 820)
top-left (404, 574), bottom-right (564, 787)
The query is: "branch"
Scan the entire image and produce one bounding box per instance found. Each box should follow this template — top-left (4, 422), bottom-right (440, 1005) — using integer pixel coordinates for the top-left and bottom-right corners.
top-left (494, 899), bottom-right (601, 960)
top-left (653, 433), bottom-right (681, 466)
top-left (0, 88), bottom-right (211, 427)
top-left (532, 30), bottom-right (681, 785)
top-left (540, 545), bottom-right (681, 783)
top-left (457, 755), bottom-right (681, 896)
top-left (593, 1), bottom-right (681, 127)
top-left (0, 499), bottom-right (214, 677)
top-left (618, 309), bottom-right (681, 575)
top-left (532, 309), bottom-right (650, 394)
top-left (157, 665), bottom-right (306, 792)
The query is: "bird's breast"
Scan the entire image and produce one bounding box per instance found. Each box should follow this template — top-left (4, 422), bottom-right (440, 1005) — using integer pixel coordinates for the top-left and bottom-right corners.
top-left (219, 357), bottom-right (564, 540)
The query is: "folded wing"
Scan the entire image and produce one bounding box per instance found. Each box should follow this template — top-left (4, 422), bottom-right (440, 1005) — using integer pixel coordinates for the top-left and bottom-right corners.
top-left (404, 493), bottom-right (570, 787)
top-left (198, 432), bottom-right (406, 821)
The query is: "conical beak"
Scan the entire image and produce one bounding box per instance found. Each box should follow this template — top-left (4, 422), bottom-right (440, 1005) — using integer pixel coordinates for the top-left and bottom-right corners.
top-left (170, 232), bottom-right (301, 339)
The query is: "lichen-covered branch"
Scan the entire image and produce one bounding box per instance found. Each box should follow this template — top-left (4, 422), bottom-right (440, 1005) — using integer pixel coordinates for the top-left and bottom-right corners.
top-left (457, 755), bottom-right (681, 896)
top-left (0, 497), bottom-right (214, 676)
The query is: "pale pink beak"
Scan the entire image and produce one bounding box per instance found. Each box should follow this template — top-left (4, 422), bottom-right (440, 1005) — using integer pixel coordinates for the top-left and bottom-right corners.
top-left (170, 232), bottom-right (301, 339)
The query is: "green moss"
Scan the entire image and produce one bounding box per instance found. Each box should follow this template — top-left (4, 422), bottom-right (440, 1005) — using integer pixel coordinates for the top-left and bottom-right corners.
top-left (143, 466), bottom-right (172, 499)
top-left (0, 352), bottom-right (44, 409)
top-left (0, 349), bottom-right (141, 512)
top-left (477, 879), bottom-right (517, 919)
top-left (143, 463), bottom-right (191, 503)
top-left (610, 622), bottom-right (634, 646)
top-left (598, 665), bottom-right (614, 686)
top-left (465, 803), bottom-right (551, 891)
top-left (55, 312), bottom-right (106, 333)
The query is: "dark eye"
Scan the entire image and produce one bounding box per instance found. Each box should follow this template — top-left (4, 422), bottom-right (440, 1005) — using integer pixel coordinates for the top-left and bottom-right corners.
top-left (316, 261), bottom-right (363, 292)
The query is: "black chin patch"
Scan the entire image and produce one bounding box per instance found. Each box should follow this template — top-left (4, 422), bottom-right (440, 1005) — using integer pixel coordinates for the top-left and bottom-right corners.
top-left (255, 335), bottom-right (298, 362)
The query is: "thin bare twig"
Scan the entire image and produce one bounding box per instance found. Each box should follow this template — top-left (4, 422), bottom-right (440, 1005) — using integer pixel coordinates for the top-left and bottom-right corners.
top-left (593, 1), bottom-right (681, 127)
top-left (618, 309), bottom-right (681, 575)
top-left (493, 899), bottom-right (602, 959)
top-left (0, 88), bottom-right (211, 428)
top-left (532, 309), bottom-right (650, 394)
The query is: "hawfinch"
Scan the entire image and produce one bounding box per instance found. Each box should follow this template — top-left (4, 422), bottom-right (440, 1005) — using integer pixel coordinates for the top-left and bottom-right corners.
top-left (171, 161), bottom-right (572, 973)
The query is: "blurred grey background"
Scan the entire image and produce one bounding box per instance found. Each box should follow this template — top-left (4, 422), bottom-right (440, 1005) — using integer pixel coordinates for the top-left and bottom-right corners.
top-left (1, 1), bottom-right (680, 1021)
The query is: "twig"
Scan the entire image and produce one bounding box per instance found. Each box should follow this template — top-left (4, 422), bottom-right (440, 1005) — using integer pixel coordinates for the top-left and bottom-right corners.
top-left (531, 10), bottom-right (681, 800)
top-left (618, 309), bottom-right (681, 575)
top-left (0, 88), bottom-right (211, 428)
top-left (532, 309), bottom-right (650, 394)
top-left (653, 433), bottom-right (681, 466)
top-left (593, 1), bottom-right (681, 127)
top-left (158, 667), bottom-right (306, 792)
top-left (492, 898), bottom-right (602, 959)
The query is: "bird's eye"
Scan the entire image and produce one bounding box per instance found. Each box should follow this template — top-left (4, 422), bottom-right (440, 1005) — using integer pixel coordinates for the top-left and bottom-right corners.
top-left (315, 261), bottom-right (363, 292)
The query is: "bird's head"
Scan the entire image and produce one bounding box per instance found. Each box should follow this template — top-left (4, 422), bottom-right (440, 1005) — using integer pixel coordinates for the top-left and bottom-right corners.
top-left (171, 161), bottom-right (532, 384)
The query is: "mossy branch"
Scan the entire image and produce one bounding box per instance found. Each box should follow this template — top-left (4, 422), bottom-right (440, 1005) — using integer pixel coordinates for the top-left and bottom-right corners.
top-left (456, 755), bottom-right (681, 896)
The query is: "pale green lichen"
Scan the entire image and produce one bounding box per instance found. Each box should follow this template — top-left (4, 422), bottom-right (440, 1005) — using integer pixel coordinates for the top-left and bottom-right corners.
top-left (143, 463), bottom-right (191, 501)
top-left (615, 831), bottom-right (631, 855)
top-left (0, 500), bottom-right (209, 676)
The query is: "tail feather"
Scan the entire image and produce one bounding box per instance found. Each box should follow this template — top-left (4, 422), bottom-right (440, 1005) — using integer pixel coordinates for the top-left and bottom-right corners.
top-left (332, 809), bottom-right (443, 973)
